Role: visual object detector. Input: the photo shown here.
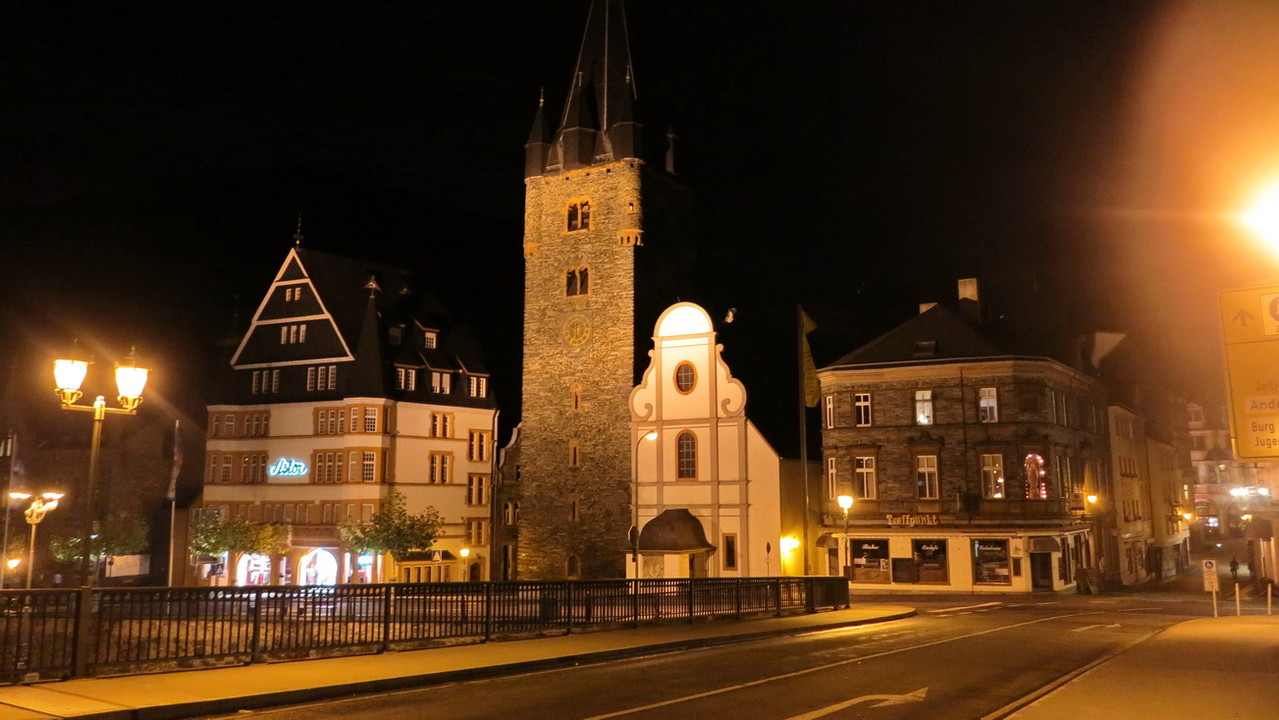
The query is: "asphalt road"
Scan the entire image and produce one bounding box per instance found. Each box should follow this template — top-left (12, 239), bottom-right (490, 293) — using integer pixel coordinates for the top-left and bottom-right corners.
top-left (198, 592), bottom-right (1222, 720)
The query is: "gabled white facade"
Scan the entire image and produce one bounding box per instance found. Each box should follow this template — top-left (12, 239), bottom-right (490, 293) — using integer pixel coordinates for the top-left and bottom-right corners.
top-left (628, 303), bottom-right (784, 578)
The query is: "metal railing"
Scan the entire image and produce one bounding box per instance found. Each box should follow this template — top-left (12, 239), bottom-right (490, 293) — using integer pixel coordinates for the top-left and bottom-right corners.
top-left (0, 576), bottom-right (847, 684)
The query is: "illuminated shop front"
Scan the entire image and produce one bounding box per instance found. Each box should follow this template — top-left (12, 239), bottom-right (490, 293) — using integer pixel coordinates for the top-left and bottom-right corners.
top-left (299, 548), bottom-right (338, 586)
top-left (236, 553), bottom-right (272, 586)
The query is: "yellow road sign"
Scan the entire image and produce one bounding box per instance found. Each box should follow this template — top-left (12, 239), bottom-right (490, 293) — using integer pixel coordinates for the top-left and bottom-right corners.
top-left (1220, 284), bottom-right (1279, 459)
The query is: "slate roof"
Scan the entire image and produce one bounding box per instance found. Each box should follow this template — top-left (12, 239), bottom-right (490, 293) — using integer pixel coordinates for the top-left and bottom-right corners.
top-left (827, 303), bottom-right (1036, 369)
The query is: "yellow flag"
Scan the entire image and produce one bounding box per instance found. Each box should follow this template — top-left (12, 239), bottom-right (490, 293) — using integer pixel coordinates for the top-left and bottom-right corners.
top-left (801, 309), bottom-right (820, 407)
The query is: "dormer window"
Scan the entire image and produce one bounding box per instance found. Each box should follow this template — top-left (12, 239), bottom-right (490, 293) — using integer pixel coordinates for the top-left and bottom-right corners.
top-left (283, 287), bottom-right (302, 302)
top-left (431, 371), bottom-right (451, 395)
top-left (423, 330), bottom-right (438, 349)
top-left (912, 340), bottom-right (936, 358)
top-left (566, 267), bottom-right (590, 296)
top-left (567, 200), bottom-right (591, 231)
top-left (388, 326), bottom-right (403, 345)
top-left (468, 375), bottom-right (488, 398)
top-left (396, 367), bottom-right (417, 391)
top-left (280, 323), bottom-right (307, 344)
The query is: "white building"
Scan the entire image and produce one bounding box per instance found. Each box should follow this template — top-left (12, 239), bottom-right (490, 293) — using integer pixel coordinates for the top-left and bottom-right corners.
top-left (195, 247), bottom-right (497, 586)
top-left (628, 303), bottom-right (785, 578)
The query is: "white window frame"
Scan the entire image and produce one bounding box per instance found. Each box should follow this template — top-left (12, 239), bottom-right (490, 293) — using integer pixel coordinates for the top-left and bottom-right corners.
top-left (823, 395), bottom-right (835, 429)
top-left (979, 387), bottom-right (999, 423)
top-left (854, 393), bottom-right (872, 427)
top-left (854, 456), bottom-right (877, 499)
top-left (981, 454), bottom-right (1005, 499)
top-left (916, 455), bottom-right (939, 500)
top-left (825, 457), bottom-right (837, 500)
top-left (915, 390), bottom-right (934, 426)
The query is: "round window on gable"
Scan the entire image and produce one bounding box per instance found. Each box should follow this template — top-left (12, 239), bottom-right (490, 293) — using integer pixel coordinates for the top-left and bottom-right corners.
top-left (674, 361), bottom-right (696, 394)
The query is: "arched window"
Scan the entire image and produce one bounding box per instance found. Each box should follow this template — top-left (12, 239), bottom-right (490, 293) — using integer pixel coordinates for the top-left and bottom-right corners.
top-left (677, 431), bottom-right (697, 479)
top-left (566, 555), bottom-right (580, 579)
top-left (1024, 453), bottom-right (1047, 500)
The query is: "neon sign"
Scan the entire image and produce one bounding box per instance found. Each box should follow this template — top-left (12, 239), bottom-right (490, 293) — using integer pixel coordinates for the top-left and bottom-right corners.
top-left (268, 458), bottom-right (308, 477)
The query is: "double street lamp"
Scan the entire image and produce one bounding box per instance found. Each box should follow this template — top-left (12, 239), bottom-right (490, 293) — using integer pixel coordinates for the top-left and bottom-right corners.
top-left (53, 348), bottom-right (149, 586)
top-left (11, 492), bottom-right (63, 589)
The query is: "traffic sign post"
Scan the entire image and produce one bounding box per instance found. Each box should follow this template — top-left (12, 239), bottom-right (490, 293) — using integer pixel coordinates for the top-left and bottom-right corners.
top-left (1203, 559), bottom-right (1219, 617)
top-left (1218, 284), bottom-right (1279, 459)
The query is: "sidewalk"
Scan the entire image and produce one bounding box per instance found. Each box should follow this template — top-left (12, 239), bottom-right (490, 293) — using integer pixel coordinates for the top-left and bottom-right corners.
top-left (0, 605), bottom-right (915, 720)
top-left (1001, 615), bottom-right (1279, 720)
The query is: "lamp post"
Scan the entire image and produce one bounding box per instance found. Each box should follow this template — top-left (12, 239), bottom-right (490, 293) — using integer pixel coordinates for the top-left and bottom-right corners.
top-left (631, 430), bottom-right (659, 577)
top-left (837, 494), bottom-right (853, 580)
top-left (54, 348), bottom-right (149, 587)
top-left (11, 492), bottom-right (62, 589)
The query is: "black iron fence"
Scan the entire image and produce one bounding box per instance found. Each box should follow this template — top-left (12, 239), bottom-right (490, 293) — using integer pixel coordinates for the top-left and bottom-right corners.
top-left (0, 576), bottom-right (847, 684)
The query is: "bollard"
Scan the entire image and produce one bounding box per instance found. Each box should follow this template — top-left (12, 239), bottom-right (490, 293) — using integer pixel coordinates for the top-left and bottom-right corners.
top-left (1236, 583), bottom-right (1242, 617)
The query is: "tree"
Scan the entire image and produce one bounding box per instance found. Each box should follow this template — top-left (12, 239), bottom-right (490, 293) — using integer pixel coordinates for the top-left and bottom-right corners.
top-left (340, 490), bottom-right (441, 562)
top-left (188, 515), bottom-right (290, 557)
top-left (50, 513), bottom-right (150, 564)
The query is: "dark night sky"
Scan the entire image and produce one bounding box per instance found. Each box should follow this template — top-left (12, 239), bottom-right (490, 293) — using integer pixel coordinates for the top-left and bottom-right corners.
top-left (7, 1), bottom-right (1279, 451)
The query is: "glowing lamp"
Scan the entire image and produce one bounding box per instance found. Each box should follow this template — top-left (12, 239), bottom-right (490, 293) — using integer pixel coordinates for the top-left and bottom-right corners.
top-left (5, 559), bottom-right (18, 570)
top-left (1242, 183), bottom-right (1279, 249)
top-left (114, 350), bottom-right (150, 411)
top-left (459, 548), bottom-right (471, 558)
top-left (1182, 512), bottom-right (1195, 521)
top-left (1086, 494), bottom-right (1099, 505)
top-left (779, 536), bottom-right (800, 553)
top-left (837, 494), bottom-right (853, 511)
top-left (53, 357), bottom-right (89, 405)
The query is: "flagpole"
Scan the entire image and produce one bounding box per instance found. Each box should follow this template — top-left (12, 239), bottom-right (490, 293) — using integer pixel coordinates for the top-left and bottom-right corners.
top-left (166, 419), bottom-right (182, 587)
top-left (797, 305), bottom-right (811, 576)
top-left (0, 432), bottom-right (15, 590)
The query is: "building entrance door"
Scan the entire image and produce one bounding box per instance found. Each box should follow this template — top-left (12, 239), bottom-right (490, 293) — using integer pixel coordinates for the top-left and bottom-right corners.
top-left (1030, 552), bottom-right (1054, 589)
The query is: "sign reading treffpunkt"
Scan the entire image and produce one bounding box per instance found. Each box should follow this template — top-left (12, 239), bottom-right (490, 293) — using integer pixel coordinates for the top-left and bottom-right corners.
top-left (1220, 284), bottom-right (1279, 459)
top-left (886, 513), bottom-right (940, 527)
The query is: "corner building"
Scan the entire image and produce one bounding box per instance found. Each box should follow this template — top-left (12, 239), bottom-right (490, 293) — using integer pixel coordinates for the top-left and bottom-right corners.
top-left (197, 247), bottom-right (497, 586)
top-left (817, 286), bottom-right (1108, 593)
top-left (516, 0), bottom-right (692, 579)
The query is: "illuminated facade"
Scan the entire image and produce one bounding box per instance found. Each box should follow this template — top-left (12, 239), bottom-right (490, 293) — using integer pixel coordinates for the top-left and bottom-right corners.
top-left (513, 0), bottom-right (692, 579)
top-left (816, 282), bottom-right (1107, 593)
top-left (194, 247), bottom-right (497, 586)
top-left (628, 303), bottom-right (784, 578)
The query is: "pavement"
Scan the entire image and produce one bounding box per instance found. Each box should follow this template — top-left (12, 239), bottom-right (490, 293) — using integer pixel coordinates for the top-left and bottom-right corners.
top-left (0, 547), bottom-right (1275, 720)
top-left (0, 604), bottom-right (916, 720)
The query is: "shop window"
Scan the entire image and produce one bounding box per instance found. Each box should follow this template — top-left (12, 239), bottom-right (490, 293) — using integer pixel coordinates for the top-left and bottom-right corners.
top-left (972, 539), bottom-right (1011, 584)
top-left (913, 539), bottom-right (949, 583)
top-left (850, 538), bottom-right (889, 583)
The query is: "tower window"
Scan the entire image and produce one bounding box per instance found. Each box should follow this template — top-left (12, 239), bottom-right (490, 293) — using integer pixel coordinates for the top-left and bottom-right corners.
top-left (569, 440), bottom-right (581, 467)
top-left (566, 266), bottom-right (590, 296)
top-left (567, 200), bottom-right (591, 231)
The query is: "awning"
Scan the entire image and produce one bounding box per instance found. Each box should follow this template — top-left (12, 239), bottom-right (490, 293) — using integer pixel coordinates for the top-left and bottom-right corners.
top-left (639, 509), bottom-right (716, 553)
top-left (815, 533), bottom-right (840, 549)
top-left (1027, 537), bottom-right (1062, 553)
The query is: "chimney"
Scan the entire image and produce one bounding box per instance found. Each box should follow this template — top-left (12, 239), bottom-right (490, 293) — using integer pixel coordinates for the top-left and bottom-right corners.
top-left (958, 278), bottom-right (980, 322)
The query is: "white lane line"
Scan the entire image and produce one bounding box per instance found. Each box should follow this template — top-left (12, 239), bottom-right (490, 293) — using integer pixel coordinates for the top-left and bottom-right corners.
top-left (927, 601), bottom-right (1003, 613)
top-left (577, 610), bottom-right (1108, 720)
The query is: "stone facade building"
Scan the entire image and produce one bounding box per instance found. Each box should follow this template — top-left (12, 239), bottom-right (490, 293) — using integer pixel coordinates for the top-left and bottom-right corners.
top-left (816, 284), bottom-right (1109, 593)
top-left (514, 0), bottom-right (692, 579)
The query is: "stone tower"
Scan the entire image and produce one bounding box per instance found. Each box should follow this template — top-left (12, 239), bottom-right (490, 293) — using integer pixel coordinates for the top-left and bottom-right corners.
top-left (517, 0), bottom-right (690, 579)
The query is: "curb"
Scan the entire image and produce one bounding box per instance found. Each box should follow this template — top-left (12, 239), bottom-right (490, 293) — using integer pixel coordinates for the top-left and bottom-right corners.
top-left (75, 610), bottom-right (916, 720)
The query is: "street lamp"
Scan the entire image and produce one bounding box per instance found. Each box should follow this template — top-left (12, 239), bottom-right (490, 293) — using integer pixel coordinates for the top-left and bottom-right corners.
top-left (837, 494), bottom-right (853, 580)
top-left (54, 347), bottom-right (149, 586)
top-left (11, 492), bottom-right (63, 589)
top-left (631, 430), bottom-right (658, 576)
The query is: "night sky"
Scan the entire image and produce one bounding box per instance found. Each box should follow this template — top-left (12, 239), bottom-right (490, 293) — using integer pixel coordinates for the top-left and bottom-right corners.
top-left (7, 1), bottom-right (1279, 451)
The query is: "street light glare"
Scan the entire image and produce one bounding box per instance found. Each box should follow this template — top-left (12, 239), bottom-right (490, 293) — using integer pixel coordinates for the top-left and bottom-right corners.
top-left (1241, 183), bottom-right (1279, 248)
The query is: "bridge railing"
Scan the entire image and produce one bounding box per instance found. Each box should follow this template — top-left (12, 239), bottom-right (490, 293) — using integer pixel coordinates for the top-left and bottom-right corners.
top-left (0, 576), bottom-right (847, 684)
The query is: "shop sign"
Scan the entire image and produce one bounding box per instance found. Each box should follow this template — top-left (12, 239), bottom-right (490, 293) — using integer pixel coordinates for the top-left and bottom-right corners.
top-left (886, 513), bottom-right (940, 527)
top-left (268, 458), bottom-right (308, 477)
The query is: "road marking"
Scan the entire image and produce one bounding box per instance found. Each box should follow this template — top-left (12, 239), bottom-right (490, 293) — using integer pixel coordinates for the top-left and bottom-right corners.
top-left (980, 627), bottom-right (1167, 720)
top-left (578, 610), bottom-right (1109, 720)
top-left (1117, 607), bottom-right (1162, 612)
top-left (1005, 601), bottom-right (1060, 607)
top-left (927, 601), bottom-right (1002, 613)
top-left (1070, 623), bottom-right (1121, 633)
top-left (784, 688), bottom-right (928, 719)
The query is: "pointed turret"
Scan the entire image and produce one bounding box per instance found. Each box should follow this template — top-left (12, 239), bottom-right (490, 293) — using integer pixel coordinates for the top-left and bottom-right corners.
top-left (524, 91), bottom-right (552, 179)
top-left (545, 0), bottom-right (641, 173)
top-left (348, 278), bottom-right (386, 397)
